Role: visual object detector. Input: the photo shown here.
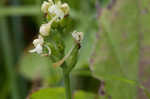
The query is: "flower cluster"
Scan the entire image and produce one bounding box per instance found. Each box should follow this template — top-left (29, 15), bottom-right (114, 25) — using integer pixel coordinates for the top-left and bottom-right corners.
top-left (29, 0), bottom-right (69, 55)
top-left (40, 0), bottom-right (69, 36)
top-left (29, 0), bottom-right (83, 57)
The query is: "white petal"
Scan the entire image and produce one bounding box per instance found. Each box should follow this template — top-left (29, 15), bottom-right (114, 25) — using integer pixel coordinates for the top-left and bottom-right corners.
top-left (48, 4), bottom-right (64, 19)
top-left (61, 3), bottom-right (69, 15)
top-left (29, 44), bottom-right (43, 54)
top-left (33, 39), bottom-right (39, 47)
top-left (77, 32), bottom-right (84, 41)
top-left (72, 31), bottom-right (79, 41)
top-left (48, 5), bottom-right (57, 14)
top-left (48, 0), bottom-right (54, 5)
top-left (29, 48), bottom-right (37, 53)
top-left (72, 31), bottom-right (84, 42)
top-left (41, 1), bottom-right (50, 13)
top-left (33, 35), bottom-right (44, 47)
top-left (35, 44), bottom-right (43, 54)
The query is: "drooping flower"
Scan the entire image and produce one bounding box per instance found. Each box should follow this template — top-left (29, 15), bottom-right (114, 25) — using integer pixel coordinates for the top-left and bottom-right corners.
top-left (72, 31), bottom-right (84, 42)
top-left (29, 35), bottom-right (44, 54)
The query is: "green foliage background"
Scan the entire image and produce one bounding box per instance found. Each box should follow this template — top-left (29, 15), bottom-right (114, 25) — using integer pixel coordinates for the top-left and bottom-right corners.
top-left (0, 0), bottom-right (150, 99)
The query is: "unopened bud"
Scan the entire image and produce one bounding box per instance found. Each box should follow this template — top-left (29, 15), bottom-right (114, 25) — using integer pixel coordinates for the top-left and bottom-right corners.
top-left (61, 3), bottom-right (69, 15)
top-left (72, 31), bottom-right (84, 42)
top-left (41, 1), bottom-right (50, 13)
top-left (39, 23), bottom-right (51, 36)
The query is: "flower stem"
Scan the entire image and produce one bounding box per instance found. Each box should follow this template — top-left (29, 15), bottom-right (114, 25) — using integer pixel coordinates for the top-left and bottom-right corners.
top-left (63, 68), bottom-right (72, 99)
top-left (61, 44), bottom-right (80, 99)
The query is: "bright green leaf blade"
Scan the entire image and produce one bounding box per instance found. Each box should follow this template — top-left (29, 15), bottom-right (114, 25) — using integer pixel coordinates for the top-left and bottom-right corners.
top-left (30, 87), bottom-right (66, 99)
top-left (30, 87), bottom-right (101, 99)
top-left (74, 90), bottom-right (100, 99)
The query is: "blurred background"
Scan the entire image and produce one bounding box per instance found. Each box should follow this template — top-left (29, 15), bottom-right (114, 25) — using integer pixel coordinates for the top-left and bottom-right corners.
top-left (0, 0), bottom-right (150, 99)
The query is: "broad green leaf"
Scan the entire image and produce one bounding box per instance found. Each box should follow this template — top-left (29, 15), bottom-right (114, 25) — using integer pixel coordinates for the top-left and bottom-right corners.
top-left (19, 53), bottom-right (62, 85)
top-left (30, 87), bottom-right (100, 99)
top-left (30, 87), bottom-right (65, 99)
top-left (90, 0), bottom-right (140, 99)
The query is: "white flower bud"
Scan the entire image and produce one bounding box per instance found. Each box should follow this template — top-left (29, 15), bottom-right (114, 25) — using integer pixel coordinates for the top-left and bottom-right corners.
top-left (48, 0), bottom-right (54, 5)
top-left (72, 31), bottom-right (84, 42)
top-left (39, 23), bottom-right (51, 36)
top-left (41, 1), bottom-right (50, 13)
top-left (61, 3), bottom-right (69, 15)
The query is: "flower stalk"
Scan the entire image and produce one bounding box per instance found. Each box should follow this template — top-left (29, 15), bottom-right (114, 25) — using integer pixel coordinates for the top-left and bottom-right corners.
top-left (63, 73), bottom-right (72, 99)
top-left (29, 0), bottom-right (84, 99)
top-left (62, 63), bottom-right (72, 99)
top-left (61, 42), bottom-right (81, 99)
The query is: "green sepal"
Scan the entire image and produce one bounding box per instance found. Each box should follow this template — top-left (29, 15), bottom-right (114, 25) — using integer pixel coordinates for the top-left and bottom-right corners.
top-left (65, 43), bottom-right (80, 74)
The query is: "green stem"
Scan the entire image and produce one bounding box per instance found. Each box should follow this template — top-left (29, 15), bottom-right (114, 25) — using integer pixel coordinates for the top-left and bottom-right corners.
top-left (62, 64), bottom-right (72, 99)
top-left (61, 43), bottom-right (80, 99)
